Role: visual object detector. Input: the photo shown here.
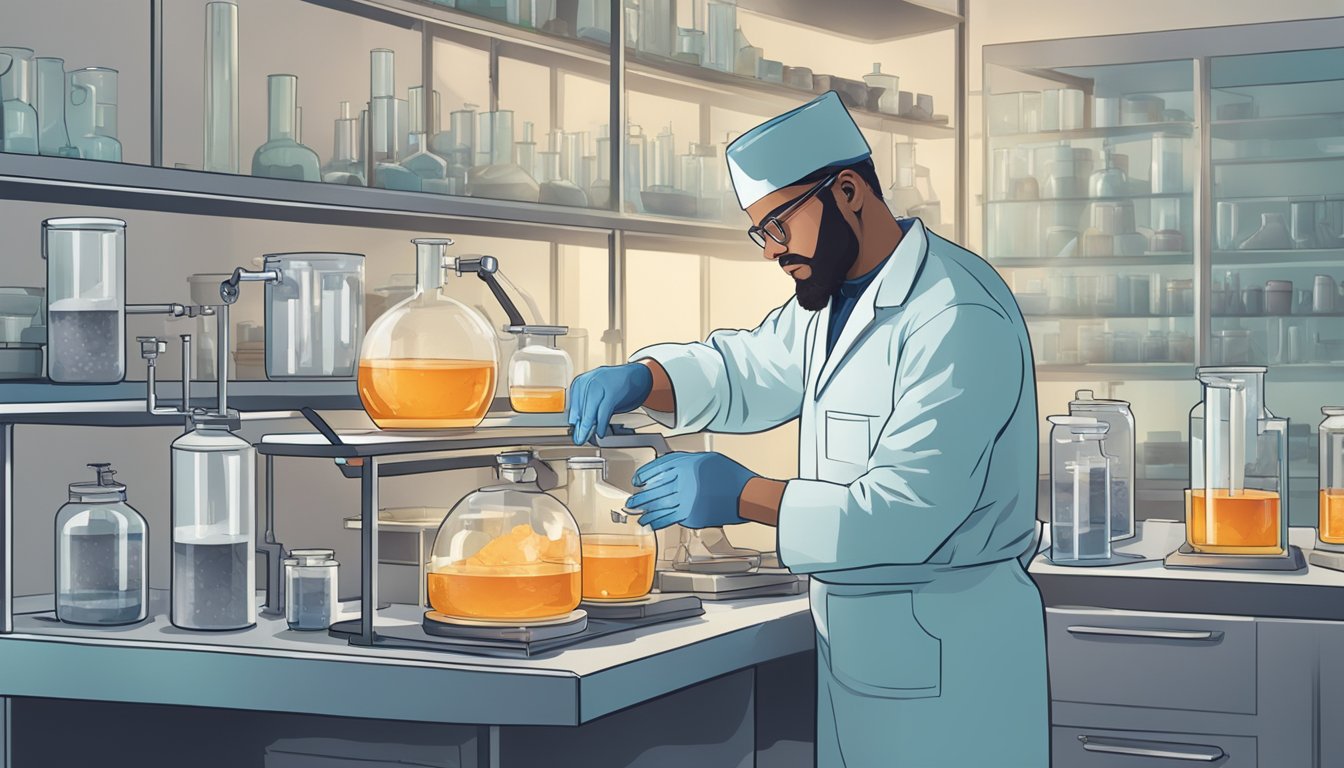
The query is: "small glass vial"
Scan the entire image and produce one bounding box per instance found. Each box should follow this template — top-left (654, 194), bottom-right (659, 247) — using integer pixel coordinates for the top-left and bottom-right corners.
top-left (56, 463), bottom-right (147, 625)
top-left (507, 325), bottom-right (573, 413)
top-left (1048, 416), bottom-right (1112, 565)
top-left (284, 548), bottom-right (338, 631)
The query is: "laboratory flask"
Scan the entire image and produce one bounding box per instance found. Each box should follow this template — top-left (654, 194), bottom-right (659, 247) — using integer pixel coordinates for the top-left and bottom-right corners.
top-left (400, 87), bottom-right (452, 193)
top-left (67, 67), bottom-right (121, 162)
top-left (1070, 389), bottom-right (1136, 540)
top-left (43, 217), bottom-right (126, 383)
top-left (0, 48), bottom-right (38, 154)
top-left (322, 101), bottom-right (365, 185)
top-left (567, 457), bottom-right (656, 601)
top-left (1048, 415), bottom-right (1112, 564)
top-left (467, 109), bottom-right (539, 202)
top-left (264, 253), bottom-right (365, 379)
top-left (1318, 408), bottom-right (1344, 547)
top-left (506, 325), bottom-right (572, 413)
top-left (426, 451), bottom-right (581, 623)
top-left (56, 463), bottom-right (147, 625)
top-left (285, 548), bottom-right (338, 631)
top-left (358, 238), bottom-right (499, 429)
top-left (1186, 367), bottom-right (1288, 556)
top-left (34, 57), bottom-right (77, 157)
top-left (252, 74), bottom-right (320, 182)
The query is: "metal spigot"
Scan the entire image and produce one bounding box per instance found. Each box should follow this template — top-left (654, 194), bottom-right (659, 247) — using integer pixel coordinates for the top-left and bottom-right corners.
top-left (138, 335), bottom-right (167, 363)
top-left (452, 254), bottom-right (526, 327)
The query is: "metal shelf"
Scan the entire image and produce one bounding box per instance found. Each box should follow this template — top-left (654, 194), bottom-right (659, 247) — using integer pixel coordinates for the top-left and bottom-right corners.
top-left (734, 0), bottom-right (960, 42)
top-left (1212, 248), bottom-right (1344, 268)
top-left (989, 122), bottom-right (1194, 144)
top-left (1212, 153), bottom-right (1344, 167)
top-left (0, 381), bottom-right (360, 426)
top-left (1036, 364), bottom-right (1194, 381)
top-left (1211, 111), bottom-right (1344, 142)
top-left (1025, 314), bottom-right (1192, 321)
top-left (990, 254), bottom-right (1193, 269)
top-left (985, 193), bottom-right (1190, 205)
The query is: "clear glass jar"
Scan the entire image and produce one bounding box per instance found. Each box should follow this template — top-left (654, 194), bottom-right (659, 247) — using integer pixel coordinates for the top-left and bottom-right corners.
top-left (1319, 407), bottom-right (1344, 548)
top-left (171, 414), bottom-right (256, 630)
top-left (43, 217), bottom-right (126, 383)
top-left (264, 252), bottom-right (365, 380)
top-left (359, 239), bottom-right (499, 429)
top-left (56, 463), bottom-right (147, 625)
top-left (507, 325), bottom-right (573, 413)
top-left (566, 457), bottom-right (656, 601)
top-left (1070, 390), bottom-right (1136, 541)
top-left (284, 548), bottom-right (338, 631)
top-left (427, 451), bottom-right (581, 622)
top-left (1048, 415), bottom-right (1112, 564)
top-left (67, 67), bottom-right (122, 162)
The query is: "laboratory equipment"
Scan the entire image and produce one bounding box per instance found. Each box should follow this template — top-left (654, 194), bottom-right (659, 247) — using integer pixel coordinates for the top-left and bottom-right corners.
top-left (467, 109), bottom-right (539, 202)
top-left (0, 48), bottom-right (38, 154)
top-left (425, 451), bottom-right (582, 624)
top-left (566, 457), bottom-right (656, 601)
top-left (367, 50), bottom-right (416, 190)
top-left (625, 124), bottom-right (647, 212)
top-left (1238, 213), bottom-right (1292, 250)
top-left (1166, 366), bottom-right (1303, 571)
top-left (735, 41), bottom-right (763, 79)
top-left (506, 325), bottom-right (572, 413)
top-left (322, 101), bottom-right (365, 185)
top-left (68, 67), bottom-right (120, 162)
top-left (1150, 135), bottom-right (1182, 194)
top-left (514, 121), bottom-right (538, 181)
top-left (251, 74), bottom-right (320, 182)
top-left (399, 86), bottom-right (452, 193)
top-left (1311, 408), bottom-right (1344, 571)
top-left (862, 63), bottom-right (900, 114)
top-left (588, 126), bottom-right (612, 207)
top-left (55, 463), bottom-right (147, 625)
top-left (0, 288), bottom-right (44, 379)
top-left (43, 217), bottom-right (126, 383)
top-left (35, 58), bottom-right (77, 157)
top-left (343, 507), bottom-right (447, 605)
top-left (1070, 390), bottom-right (1136, 541)
top-left (886, 140), bottom-right (923, 218)
top-left (637, 0), bottom-right (676, 58)
top-left (1047, 416), bottom-right (1112, 564)
top-left (676, 27), bottom-right (706, 65)
top-left (358, 238), bottom-right (499, 429)
top-left (204, 1), bottom-right (239, 173)
top-left (705, 1), bottom-right (736, 73)
top-left (577, 0), bottom-right (613, 42)
top-left (537, 130), bottom-right (586, 206)
top-left (264, 253), bottom-right (365, 379)
top-left (284, 548), bottom-right (338, 631)
top-left (185, 273), bottom-right (226, 379)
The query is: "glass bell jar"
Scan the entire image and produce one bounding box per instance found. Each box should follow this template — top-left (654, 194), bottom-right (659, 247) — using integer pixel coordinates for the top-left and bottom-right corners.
top-left (506, 325), bottom-right (572, 413)
top-left (426, 451), bottom-right (581, 623)
top-left (358, 238), bottom-right (499, 429)
top-left (567, 456), bottom-right (656, 602)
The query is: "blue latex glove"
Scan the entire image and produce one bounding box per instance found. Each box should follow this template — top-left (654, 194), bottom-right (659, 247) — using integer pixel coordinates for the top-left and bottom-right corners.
top-left (567, 363), bottom-right (654, 445)
top-left (626, 451), bottom-right (757, 531)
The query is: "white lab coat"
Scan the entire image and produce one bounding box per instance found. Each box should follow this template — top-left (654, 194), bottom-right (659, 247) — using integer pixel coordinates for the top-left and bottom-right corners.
top-left (633, 219), bottom-right (1049, 767)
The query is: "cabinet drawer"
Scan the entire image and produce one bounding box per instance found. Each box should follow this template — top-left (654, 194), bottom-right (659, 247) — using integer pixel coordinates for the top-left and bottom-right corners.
top-left (1047, 608), bottom-right (1256, 714)
top-left (1053, 727), bottom-right (1255, 768)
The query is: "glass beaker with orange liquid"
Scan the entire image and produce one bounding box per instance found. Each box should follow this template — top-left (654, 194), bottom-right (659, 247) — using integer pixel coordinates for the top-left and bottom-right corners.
top-left (506, 325), bottom-right (573, 413)
top-left (566, 456), bottom-right (656, 601)
top-left (358, 238), bottom-right (499, 429)
top-left (426, 451), bottom-right (582, 623)
top-left (1315, 407), bottom-right (1344, 557)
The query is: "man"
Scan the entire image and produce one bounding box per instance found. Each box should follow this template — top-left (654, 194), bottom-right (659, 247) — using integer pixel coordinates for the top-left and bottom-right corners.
top-left (567, 92), bottom-right (1048, 766)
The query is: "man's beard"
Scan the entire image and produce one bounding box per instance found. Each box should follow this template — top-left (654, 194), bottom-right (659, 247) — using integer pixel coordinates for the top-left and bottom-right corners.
top-left (781, 194), bottom-right (860, 311)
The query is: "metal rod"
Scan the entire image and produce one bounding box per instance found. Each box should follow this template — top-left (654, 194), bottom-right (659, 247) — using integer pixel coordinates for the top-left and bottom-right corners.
top-left (608, 0), bottom-right (625, 212)
top-left (1194, 56), bottom-right (1211, 366)
top-left (217, 302), bottom-right (229, 415)
top-left (0, 424), bottom-right (10, 634)
top-left (359, 457), bottom-right (379, 646)
top-left (150, 0), bottom-right (164, 167)
top-left (259, 453), bottom-right (285, 617)
top-left (954, 0), bottom-right (967, 243)
top-left (180, 334), bottom-right (192, 414)
top-left (127, 303), bottom-right (189, 317)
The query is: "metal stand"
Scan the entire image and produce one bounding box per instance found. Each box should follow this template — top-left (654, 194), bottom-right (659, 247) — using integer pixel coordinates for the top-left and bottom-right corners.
top-left (1308, 547), bottom-right (1344, 572)
top-left (1164, 544), bottom-right (1307, 572)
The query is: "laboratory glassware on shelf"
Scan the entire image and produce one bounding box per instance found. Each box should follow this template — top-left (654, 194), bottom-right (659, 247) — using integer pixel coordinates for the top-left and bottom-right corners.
top-left (1310, 407), bottom-right (1344, 571)
top-left (537, 129), bottom-right (587, 206)
top-left (506, 325), bottom-right (572, 413)
top-left (1069, 390), bottom-right (1136, 541)
top-left (262, 253), bottom-right (365, 380)
top-left (204, 1), bottom-right (239, 173)
top-left (35, 57), bottom-right (77, 157)
top-left (322, 102), bottom-right (364, 185)
top-left (399, 86), bottom-right (452, 193)
top-left (358, 238), bottom-right (499, 429)
top-left (0, 288), bottom-right (45, 379)
top-left (467, 109), bottom-right (539, 202)
top-left (425, 451), bottom-right (582, 624)
top-left (368, 49), bottom-right (416, 191)
top-left (1166, 366), bottom-right (1303, 571)
top-left (566, 457), bottom-right (656, 602)
top-left (68, 67), bottom-right (121, 162)
top-left (285, 548), bottom-right (338, 631)
top-left (43, 217), bottom-right (126, 383)
top-left (0, 47), bottom-right (38, 154)
top-left (1047, 416), bottom-right (1113, 565)
top-left (55, 463), bottom-right (148, 626)
top-left (252, 74), bottom-right (320, 182)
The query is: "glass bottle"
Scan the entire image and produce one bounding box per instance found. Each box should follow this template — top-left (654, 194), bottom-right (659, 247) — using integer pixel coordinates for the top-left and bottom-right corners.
top-left (264, 253), bottom-right (365, 379)
top-left (171, 412), bottom-right (257, 631)
top-left (43, 217), bottom-right (126, 383)
top-left (56, 463), bottom-right (147, 625)
top-left (66, 70), bottom-right (121, 162)
top-left (1319, 407), bottom-right (1344, 548)
top-left (34, 57), bottom-right (77, 157)
top-left (1069, 390), bottom-right (1136, 541)
top-left (204, 1), bottom-right (239, 173)
top-left (284, 548), bottom-right (338, 631)
top-left (467, 109), bottom-right (539, 202)
top-left (566, 457), bottom-right (656, 601)
top-left (0, 48), bottom-right (39, 154)
top-left (506, 325), bottom-right (572, 412)
top-left (427, 451), bottom-right (581, 622)
top-left (514, 120), bottom-right (538, 181)
top-left (251, 74), bottom-right (320, 182)
top-left (1047, 415), bottom-right (1112, 564)
top-left (1186, 366), bottom-right (1288, 556)
top-left (322, 101), bottom-right (365, 185)
top-left (367, 50), bottom-right (417, 190)
top-left (400, 86), bottom-right (452, 193)
top-left (358, 238), bottom-right (500, 429)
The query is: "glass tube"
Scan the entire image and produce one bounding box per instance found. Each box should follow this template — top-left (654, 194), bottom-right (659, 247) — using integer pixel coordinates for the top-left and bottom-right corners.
top-left (369, 49), bottom-right (397, 163)
top-left (204, 1), bottom-right (238, 173)
top-left (0, 47), bottom-right (38, 155)
top-left (478, 110), bottom-right (514, 166)
top-left (35, 57), bottom-right (75, 157)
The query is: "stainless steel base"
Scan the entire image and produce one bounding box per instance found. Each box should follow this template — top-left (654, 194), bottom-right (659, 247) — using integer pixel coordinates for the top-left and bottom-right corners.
top-left (422, 609), bottom-right (589, 642)
top-left (656, 569), bottom-right (805, 598)
top-left (1164, 544), bottom-right (1307, 572)
top-left (581, 593), bottom-right (703, 619)
top-left (1308, 548), bottom-right (1344, 572)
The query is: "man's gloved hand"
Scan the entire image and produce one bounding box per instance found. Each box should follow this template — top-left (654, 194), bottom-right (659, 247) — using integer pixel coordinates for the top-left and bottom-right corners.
top-left (625, 452), bottom-right (757, 531)
top-left (567, 363), bottom-right (654, 445)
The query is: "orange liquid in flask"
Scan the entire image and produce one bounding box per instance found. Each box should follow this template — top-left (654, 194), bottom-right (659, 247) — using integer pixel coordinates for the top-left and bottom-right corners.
top-left (427, 524), bottom-right (580, 621)
top-left (581, 538), bottom-right (656, 601)
top-left (1320, 489), bottom-right (1344, 545)
top-left (1186, 488), bottom-right (1282, 554)
top-left (509, 386), bottom-right (567, 413)
top-left (358, 359), bottom-right (495, 429)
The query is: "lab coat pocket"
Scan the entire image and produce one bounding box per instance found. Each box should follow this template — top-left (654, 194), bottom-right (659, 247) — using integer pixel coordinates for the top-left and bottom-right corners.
top-left (825, 590), bottom-right (942, 699)
top-left (824, 411), bottom-right (873, 467)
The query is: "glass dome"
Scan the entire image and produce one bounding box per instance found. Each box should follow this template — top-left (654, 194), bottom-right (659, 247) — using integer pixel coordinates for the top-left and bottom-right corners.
top-left (507, 325), bottom-right (573, 413)
top-left (358, 238), bottom-right (500, 429)
top-left (427, 452), bottom-right (581, 622)
top-left (567, 456), bottom-right (656, 601)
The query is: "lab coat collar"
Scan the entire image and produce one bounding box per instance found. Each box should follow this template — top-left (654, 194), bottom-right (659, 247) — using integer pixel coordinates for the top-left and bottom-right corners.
top-left (812, 218), bottom-right (929, 396)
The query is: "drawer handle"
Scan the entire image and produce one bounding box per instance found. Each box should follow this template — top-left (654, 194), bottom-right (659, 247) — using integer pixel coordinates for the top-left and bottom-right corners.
top-left (1079, 735), bottom-right (1225, 762)
top-left (1066, 625), bottom-right (1223, 642)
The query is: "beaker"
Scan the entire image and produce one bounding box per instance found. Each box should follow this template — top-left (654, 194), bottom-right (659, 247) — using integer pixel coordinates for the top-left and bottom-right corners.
top-left (43, 217), bottom-right (126, 383)
top-left (1186, 367), bottom-right (1288, 555)
top-left (0, 48), bottom-right (38, 155)
top-left (567, 457), bottom-right (656, 601)
top-left (1069, 390), bottom-right (1136, 541)
top-left (506, 325), bottom-right (572, 413)
top-left (264, 253), bottom-right (365, 379)
top-left (284, 548), bottom-right (338, 631)
top-left (56, 463), bottom-right (147, 625)
top-left (322, 101), bottom-right (365, 186)
top-left (66, 68), bottom-right (120, 162)
top-left (1319, 407), bottom-right (1344, 547)
top-left (637, 0), bottom-right (677, 57)
top-left (1048, 415), bottom-right (1112, 564)
top-left (35, 57), bottom-right (77, 158)
top-left (251, 74), bottom-right (320, 182)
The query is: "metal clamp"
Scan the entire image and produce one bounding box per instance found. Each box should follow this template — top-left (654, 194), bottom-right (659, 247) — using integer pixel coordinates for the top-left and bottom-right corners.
top-left (454, 255), bottom-right (527, 327)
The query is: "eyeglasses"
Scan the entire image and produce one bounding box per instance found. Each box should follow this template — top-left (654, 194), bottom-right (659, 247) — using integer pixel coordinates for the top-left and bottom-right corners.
top-left (747, 174), bottom-right (838, 248)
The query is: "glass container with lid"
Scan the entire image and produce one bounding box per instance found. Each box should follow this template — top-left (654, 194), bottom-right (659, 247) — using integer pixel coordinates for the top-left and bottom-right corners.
top-left (506, 325), bottom-right (572, 413)
top-left (1069, 389), bottom-right (1136, 541)
top-left (264, 252), bottom-right (365, 380)
top-left (56, 462), bottom-right (147, 625)
top-left (43, 217), bottom-right (126, 383)
top-left (1319, 407), bottom-right (1344, 549)
top-left (567, 457), bottom-right (655, 601)
top-left (427, 451), bottom-right (581, 622)
top-left (358, 238), bottom-right (499, 429)
top-left (284, 548), bottom-right (338, 631)
top-left (1048, 415), bottom-right (1112, 564)
top-left (1186, 366), bottom-right (1288, 556)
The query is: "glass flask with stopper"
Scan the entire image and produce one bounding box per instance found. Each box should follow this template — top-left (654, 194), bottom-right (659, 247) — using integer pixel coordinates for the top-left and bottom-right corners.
top-left (506, 325), bottom-right (572, 413)
top-left (567, 457), bottom-right (655, 601)
top-left (1047, 415), bottom-right (1112, 564)
top-left (358, 238), bottom-right (499, 429)
top-left (56, 463), bottom-right (147, 625)
top-left (43, 217), bottom-right (126, 383)
top-left (1069, 389), bottom-right (1136, 541)
top-left (426, 451), bottom-right (581, 623)
top-left (252, 74), bottom-right (320, 182)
